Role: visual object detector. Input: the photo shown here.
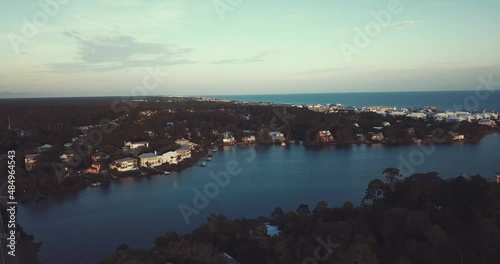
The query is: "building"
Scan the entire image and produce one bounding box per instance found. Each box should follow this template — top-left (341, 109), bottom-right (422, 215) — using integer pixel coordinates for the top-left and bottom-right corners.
top-left (124, 141), bottom-right (149, 149)
top-left (496, 174), bottom-right (500, 184)
top-left (91, 152), bottom-right (110, 162)
top-left (175, 138), bottom-right (190, 146)
top-left (85, 163), bottom-right (102, 174)
top-left (36, 144), bottom-right (52, 153)
top-left (318, 130), bottom-right (334, 143)
top-left (447, 116), bottom-right (465, 123)
top-left (371, 132), bottom-right (385, 141)
top-left (479, 119), bottom-right (496, 127)
top-left (222, 132), bottom-right (236, 144)
top-left (175, 138), bottom-right (199, 149)
top-left (161, 151), bottom-right (180, 164)
top-left (449, 132), bottom-right (465, 141)
top-left (110, 157), bottom-right (138, 172)
top-left (269, 131), bottom-right (285, 142)
top-left (25, 154), bottom-right (39, 172)
top-left (138, 152), bottom-right (163, 168)
top-left (242, 135), bottom-right (256, 143)
top-left (406, 113), bottom-right (427, 119)
top-left (176, 146), bottom-right (192, 160)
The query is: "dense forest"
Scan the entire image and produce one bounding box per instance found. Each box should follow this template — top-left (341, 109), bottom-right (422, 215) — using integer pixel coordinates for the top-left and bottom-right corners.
top-left (97, 171), bottom-right (500, 264)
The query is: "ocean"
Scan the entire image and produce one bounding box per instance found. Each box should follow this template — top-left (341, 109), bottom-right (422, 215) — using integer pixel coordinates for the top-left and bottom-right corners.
top-left (206, 91), bottom-right (500, 111)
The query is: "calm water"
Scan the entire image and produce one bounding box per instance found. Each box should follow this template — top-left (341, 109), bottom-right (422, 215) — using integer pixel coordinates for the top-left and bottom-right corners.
top-left (209, 91), bottom-right (500, 111)
top-left (18, 134), bottom-right (500, 264)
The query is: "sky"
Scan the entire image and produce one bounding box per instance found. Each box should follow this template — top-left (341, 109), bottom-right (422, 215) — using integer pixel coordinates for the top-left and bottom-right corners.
top-left (0, 0), bottom-right (499, 97)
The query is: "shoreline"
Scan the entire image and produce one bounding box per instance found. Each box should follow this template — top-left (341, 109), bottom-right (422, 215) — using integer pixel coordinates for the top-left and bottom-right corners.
top-left (17, 132), bottom-right (499, 203)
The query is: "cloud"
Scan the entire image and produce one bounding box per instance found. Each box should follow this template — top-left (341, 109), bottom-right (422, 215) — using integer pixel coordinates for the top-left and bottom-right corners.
top-left (49, 31), bottom-right (195, 72)
top-left (297, 65), bottom-right (373, 75)
top-left (383, 20), bottom-right (424, 28)
top-left (210, 51), bottom-right (275, 64)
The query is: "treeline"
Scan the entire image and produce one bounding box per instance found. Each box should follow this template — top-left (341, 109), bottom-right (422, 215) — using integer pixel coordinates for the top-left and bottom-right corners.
top-left (99, 172), bottom-right (500, 264)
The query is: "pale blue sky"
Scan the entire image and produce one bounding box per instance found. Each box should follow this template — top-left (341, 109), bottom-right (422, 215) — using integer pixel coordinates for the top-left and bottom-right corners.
top-left (1, 0), bottom-right (499, 97)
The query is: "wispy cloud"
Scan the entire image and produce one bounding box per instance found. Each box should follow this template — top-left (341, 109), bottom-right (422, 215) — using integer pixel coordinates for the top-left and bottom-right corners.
top-left (297, 65), bottom-right (373, 75)
top-left (49, 31), bottom-right (195, 72)
top-left (210, 51), bottom-right (275, 64)
top-left (383, 20), bottom-right (425, 28)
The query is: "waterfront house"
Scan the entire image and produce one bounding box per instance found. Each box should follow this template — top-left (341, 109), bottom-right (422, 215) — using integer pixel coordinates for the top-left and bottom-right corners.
top-left (110, 157), bottom-right (138, 172)
top-left (91, 152), bottom-right (110, 162)
top-left (449, 132), bottom-right (465, 141)
top-left (242, 135), bottom-right (256, 143)
top-left (222, 132), bottom-right (236, 144)
top-left (371, 132), bottom-right (385, 141)
top-left (161, 151), bottom-right (180, 164)
top-left (124, 141), bottom-right (149, 149)
top-left (269, 131), bottom-right (285, 142)
top-left (25, 154), bottom-right (39, 172)
top-left (138, 152), bottom-right (163, 168)
top-left (176, 146), bottom-right (192, 160)
top-left (175, 138), bottom-right (199, 149)
top-left (85, 163), bottom-right (102, 174)
top-left (318, 130), bottom-right (334, 143)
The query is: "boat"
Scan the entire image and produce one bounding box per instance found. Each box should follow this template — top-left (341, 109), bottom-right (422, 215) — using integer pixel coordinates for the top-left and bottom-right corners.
top-left (200, 163), bottom-right (206, 167)
top-left (212, 147), bottom-right (218, 152)
top-left (111, 175), bottom-right (118, 180)
top-left (139, 171), bottom-right (147, 177)
top-left (164, 171), bottom-right (171, 175)
top-left (207, 157), bottom-right (212, 161)
top-left (90, 182), bottom-right (102, 187)
top-left (281, 142), bottom-right (286, 146)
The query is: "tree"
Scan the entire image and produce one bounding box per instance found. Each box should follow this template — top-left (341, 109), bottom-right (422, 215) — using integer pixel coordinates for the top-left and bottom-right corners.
top-left (363, 179), bottom-right (385, 206)
top-left (271, 207), bottom-right (285, 220)
top-left (154, 231), bottom-right (179, 248)
top-left (296, 204), bottom-right (311, 216)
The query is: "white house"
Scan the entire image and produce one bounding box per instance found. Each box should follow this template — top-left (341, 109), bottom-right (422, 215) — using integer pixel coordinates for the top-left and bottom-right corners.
top-left (447, 116), bottom-right (465, 123)
top-left (124, 141), bottom-right (149, 149)
top-left (222, 132), bottom-right (236, 144)
top-left (161, 151), bottom-right (180, 164)
top-left (449, 132), bottom-right (465, 141)
top-left (406, 113), bottom-right (427, 119)
top-left (269, 131), bottom-right (285, 142)
top-left (138, 152), bottom-right (162, 168)
top-left (242, 135), bottom-right (256, 143)
top-left (176, 146), bottom-right (191, 161)
top-left (479, 119), bottom-right (496, 127)
top-left (110, 157), bottom-right (138, 172)
top-left (389, 111), bottom-right (406, 116)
